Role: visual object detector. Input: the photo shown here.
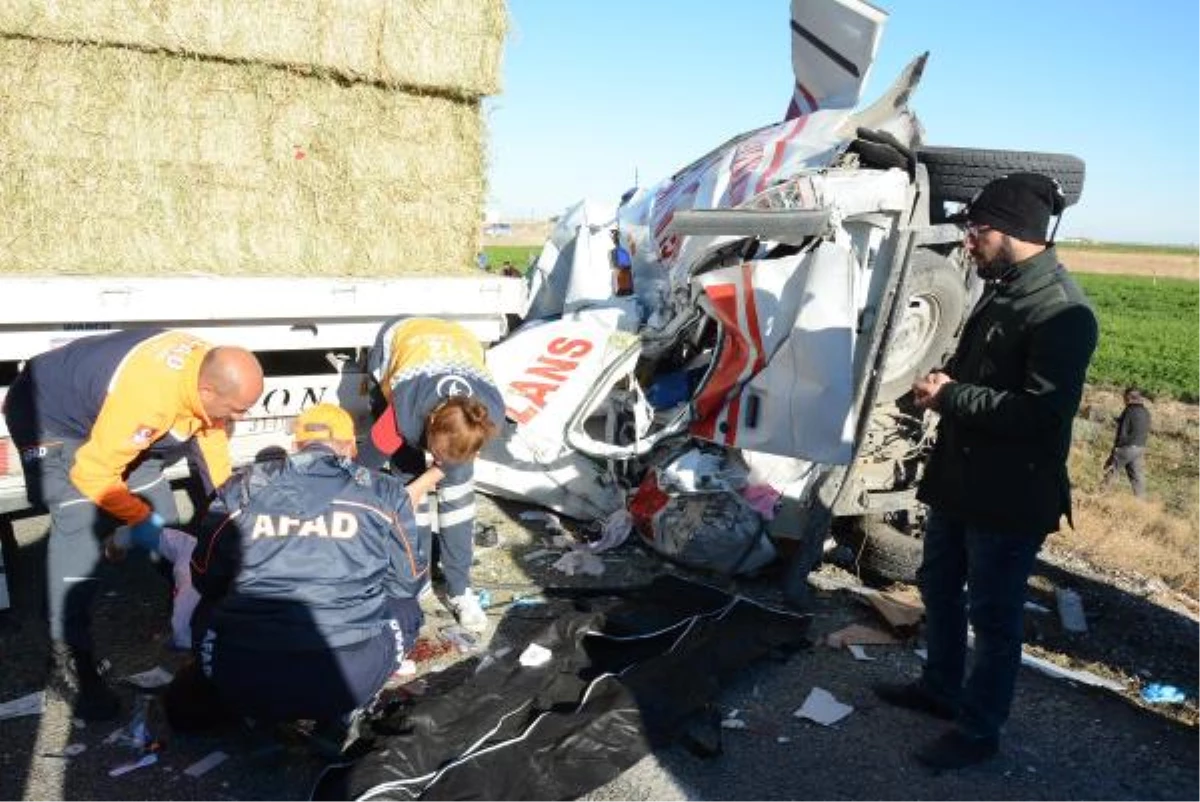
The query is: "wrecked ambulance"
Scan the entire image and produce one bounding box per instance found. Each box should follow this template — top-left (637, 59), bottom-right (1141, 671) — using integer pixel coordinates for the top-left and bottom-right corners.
top-left (474, 0), bottom-right (1085, 606)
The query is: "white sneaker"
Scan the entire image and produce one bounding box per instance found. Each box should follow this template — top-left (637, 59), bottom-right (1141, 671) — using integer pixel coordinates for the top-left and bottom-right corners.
top-left (447, 589), bottom-right (488, 633)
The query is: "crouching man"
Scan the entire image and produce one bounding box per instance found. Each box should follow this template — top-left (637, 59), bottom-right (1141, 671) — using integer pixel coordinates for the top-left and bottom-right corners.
top-left (166, 404), bottom-right (428, 738)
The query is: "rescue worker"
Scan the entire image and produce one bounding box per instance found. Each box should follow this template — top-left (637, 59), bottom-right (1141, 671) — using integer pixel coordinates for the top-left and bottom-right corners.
top-left (1, 329), bottom-right (263, 720)
top-left (181, 404), bottom-right (427, 730)
top-left (360, 317), bottom-right (503, 633)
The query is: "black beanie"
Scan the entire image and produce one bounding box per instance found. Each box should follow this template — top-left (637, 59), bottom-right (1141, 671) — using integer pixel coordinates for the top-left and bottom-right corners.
top-left (954, 172), bottom-right (1065, 243)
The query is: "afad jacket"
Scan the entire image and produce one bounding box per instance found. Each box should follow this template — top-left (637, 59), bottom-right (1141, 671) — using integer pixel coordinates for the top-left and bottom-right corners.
top-left (11, 329), bottom-right (232, 524)
top-left (190, 445), bottom-right (427, 651)
top-left (917, 247), bottom-right (1099, 534)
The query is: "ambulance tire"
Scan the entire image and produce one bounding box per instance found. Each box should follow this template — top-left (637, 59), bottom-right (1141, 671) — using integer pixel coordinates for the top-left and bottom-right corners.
top-left (877, 249), bottom-right (966, 404)
top-left (839, 516), bottom-right (922, 585)
top-left (917, 146), bottom-right (1086, 207)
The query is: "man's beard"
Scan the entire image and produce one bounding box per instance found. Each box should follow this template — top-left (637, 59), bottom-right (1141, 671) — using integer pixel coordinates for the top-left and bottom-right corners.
top-left (973, 248), bottom-right (1015, 281)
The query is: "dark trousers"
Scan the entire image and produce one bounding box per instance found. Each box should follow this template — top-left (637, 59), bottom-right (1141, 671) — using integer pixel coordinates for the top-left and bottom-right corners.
top-left (5, 378), bottom-right (178, 651)
top-left (1103, 445), bottom-right (1146, 497)
top-left (917, 509), bottom-right (1046, 740)
top-left (198, 597), bottom-right (421, 723)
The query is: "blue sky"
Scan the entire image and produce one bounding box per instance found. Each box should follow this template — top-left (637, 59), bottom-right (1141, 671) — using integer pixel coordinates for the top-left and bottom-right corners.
top-left (486, 0), bottom-right (1199, 245)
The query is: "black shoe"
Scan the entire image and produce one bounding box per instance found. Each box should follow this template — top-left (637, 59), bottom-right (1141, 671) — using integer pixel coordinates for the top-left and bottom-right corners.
top-left (872, 680), bottom-right (958, 721)
top-left (48, 642), bottom-right (121, 722)
top-left (915, 729), bottom-right (999, 770)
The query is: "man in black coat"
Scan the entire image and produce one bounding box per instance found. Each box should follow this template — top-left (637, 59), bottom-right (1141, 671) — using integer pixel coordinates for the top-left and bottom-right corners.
top-left (873, 173), bottom-right (1099, 769)
top-left (1103, 387), bottom-right (1151, 497)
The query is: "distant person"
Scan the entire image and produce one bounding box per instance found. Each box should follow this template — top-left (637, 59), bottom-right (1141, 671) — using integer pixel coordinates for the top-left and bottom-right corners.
top-left (169, 404), bottom-right (427, 740)
top-left (873, 173), bottom-right (1099, 769)
top-left (360, 317), bottom-right (503, 634)
top-left (476, 252), bottom-right (490, 271)
top-left (1102, 387), bottom-right (1151, 497)
top-left (1, 330), bottom-right (263, 720)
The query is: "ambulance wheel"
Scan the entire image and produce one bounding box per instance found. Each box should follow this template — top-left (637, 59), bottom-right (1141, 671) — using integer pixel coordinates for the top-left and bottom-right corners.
top-left (877, 249), bottom-right (967, 403)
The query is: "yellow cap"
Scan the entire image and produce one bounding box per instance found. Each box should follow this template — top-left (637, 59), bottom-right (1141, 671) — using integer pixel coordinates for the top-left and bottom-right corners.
top-left (294, 403), bottom-right (356, 444)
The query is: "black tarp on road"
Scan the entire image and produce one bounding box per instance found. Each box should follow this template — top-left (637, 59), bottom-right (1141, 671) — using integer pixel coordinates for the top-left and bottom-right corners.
top-left (314, 575), bottom-right (811, 800)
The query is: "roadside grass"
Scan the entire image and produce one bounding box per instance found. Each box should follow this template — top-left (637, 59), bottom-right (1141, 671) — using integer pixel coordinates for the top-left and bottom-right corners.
top-left (1075, 274), bottom-right (1199, 402)
top-left (482, 245), bottom-right (540, 273)
top-left (1057, 388), bottom-right (1200, 598)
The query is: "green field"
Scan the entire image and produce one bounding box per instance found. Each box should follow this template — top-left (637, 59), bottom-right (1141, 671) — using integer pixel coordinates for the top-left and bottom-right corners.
top-left (1076, 274), bottom-right (1199, 402)
top-left (482, 245), bottom-right (540, 272)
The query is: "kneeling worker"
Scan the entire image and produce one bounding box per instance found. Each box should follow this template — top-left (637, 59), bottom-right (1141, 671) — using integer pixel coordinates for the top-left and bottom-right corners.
top-left (180, 404), bottom-right (427, 728)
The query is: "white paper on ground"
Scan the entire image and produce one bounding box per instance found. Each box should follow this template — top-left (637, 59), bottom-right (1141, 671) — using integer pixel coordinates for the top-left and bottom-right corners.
top-left (108, 753), bottom-right (158, 777)
top-left (847, 644), bottom-right (875, 661)
top-left (183, 751), bottom-right (229, 778)
top-left (0, 691), bottom-right (45, 720)
top-left (793, 687), bottom-right (854, 726)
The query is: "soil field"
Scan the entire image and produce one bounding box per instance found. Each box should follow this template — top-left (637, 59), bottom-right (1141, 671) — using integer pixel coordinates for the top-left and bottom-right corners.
top-left (1065, 248), bottom-right (1198, 280)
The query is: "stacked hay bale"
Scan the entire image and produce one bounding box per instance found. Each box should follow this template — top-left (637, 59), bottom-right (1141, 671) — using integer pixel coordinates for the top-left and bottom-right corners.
top-left (0, 1), bottom-right (506, 277)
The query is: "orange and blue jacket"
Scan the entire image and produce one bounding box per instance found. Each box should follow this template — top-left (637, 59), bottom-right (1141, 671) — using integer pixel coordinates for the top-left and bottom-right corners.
top-left (12, 329), bottom-right (232, 524)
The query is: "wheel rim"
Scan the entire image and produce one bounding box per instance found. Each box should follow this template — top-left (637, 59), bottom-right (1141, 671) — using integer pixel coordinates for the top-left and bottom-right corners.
top-left (882, 292), bottom-right (941, 385)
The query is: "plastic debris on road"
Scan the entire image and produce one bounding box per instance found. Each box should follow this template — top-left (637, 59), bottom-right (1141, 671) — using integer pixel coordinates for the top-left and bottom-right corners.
top-left (847, 644), bottom-right (875, 661)
top-left (0, 691), bottom-right (45, 720)
top-left (184, 750), bottom-right (229, 778)
top-left (108, 753), bottom-right (158, 777)
top-left (1141, 683), bottom-right (1187, 704)
top-left (793, 687), bottom-right (854, 726)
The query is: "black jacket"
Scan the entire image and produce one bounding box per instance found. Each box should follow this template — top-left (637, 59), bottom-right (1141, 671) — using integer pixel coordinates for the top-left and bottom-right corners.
top-left (1114, 403), bottom-right (1151, 448)
top-left (917, 248), bottom-right (1098, 534)
top-left (191, 445), bottom-right (427, 651)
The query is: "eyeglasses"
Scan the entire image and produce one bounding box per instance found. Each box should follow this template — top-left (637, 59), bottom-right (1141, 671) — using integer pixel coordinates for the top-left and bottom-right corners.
top-left (963, 224), bottom-right (993, 240)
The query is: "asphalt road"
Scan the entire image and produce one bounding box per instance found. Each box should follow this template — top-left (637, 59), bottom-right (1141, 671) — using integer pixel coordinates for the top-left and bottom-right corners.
top-left (1, 499), bottom-right (1196, 801)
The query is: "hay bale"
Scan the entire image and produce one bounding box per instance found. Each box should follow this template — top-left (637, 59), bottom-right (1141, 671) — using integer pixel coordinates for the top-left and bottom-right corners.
top-left (0, 37), bottom-right (486, 276)
top-left (0, 0), bottom-right (507, 97)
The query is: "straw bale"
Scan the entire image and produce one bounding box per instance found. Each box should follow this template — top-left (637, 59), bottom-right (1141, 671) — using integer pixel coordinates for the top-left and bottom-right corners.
top-left (0, 38), bottom-right (486, 276)
top-left (0, 0), bottom-right (507, 97)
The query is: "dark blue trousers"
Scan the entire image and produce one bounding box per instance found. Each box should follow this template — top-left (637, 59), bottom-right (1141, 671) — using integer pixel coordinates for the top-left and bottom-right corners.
top-left (917, 509), bottom-right (1047, 740)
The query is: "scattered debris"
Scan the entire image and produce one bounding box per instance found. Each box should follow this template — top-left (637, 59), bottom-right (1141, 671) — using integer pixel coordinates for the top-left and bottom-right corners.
top-left (851, 585), bottom-right (924, 628)
top-left (1056, 588), bottom-right (1088, 633)
top-left (914, 647), bottom-right (928, 661)
top-left (1024, 601), bottom-right (1051, 614)
top-left (826, 624), bottom-right (899, 649)
top-left (518, 643), bottom-right (552, 667)
top-left (1019, 650), bottom-right (1125, 691)
top-left (521, 548), bottom-right (557, 563)
top-left (0, 691), bottom-right (44, 721)
top-left (793, 687), bottom-right (854, 726)
top-left (122, 666), bottom-right (175, 689)
top-left (108, 753), bottom-right (158, 777)
top-left (584, 509), bottom-right (633, 553)
top-left (519, 510), bottom-right (567, 535)
top-left (441, 626), bottom-right (481, 653)
top-left (1141, 684), bottom-right (1187, 704)
top-left (184, 750), bottom-right (229, 778)
top-left (552, 549), bottom-right (605, 577)
top-left (720, 718), bottom-right (747, 730)
top-left (847, 644), bottom-right (875, 662)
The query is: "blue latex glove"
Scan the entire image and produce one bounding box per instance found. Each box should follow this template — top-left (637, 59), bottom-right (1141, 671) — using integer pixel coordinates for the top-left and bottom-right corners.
top-left (128, 512), bottom-right (165, 552)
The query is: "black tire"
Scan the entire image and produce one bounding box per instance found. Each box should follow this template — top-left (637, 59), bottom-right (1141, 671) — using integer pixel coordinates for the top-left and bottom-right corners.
top-left (877, 249), bottom-right (967, 403)
top-left (839, 517), bottom-right (922, 584)
top-left (917, 146), bottom-right (1086, 207)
